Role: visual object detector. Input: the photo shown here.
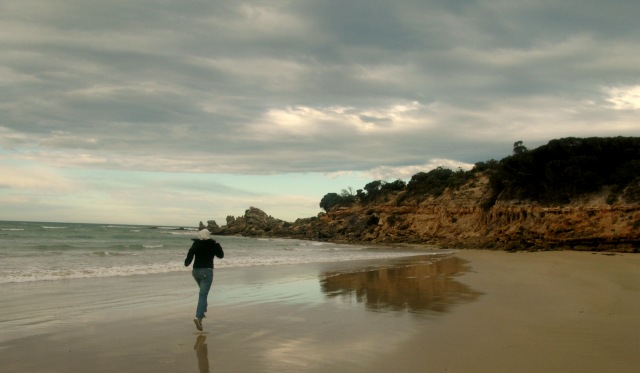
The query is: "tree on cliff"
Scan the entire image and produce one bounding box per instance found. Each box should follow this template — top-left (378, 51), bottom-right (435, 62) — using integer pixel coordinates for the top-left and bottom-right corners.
top-left (364, 180), bottom-right (383, 196)
top-left (513, 140), bottom-right (528, 155)
top-left (320, 192), bottom-right (357, 212)
top-left (405, 167), bottom-right (472, 198)
top-left (489, 136), bottom-right (640, 205)
top-left (320, 193), bottom-right (341, 212)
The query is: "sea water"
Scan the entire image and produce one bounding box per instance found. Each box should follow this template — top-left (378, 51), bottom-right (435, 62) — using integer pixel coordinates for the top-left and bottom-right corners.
top-left (0, 221), bottom-right (431, 284)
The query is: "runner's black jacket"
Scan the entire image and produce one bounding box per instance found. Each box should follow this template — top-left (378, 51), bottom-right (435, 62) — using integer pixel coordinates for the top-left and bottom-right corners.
top-left (184, 239), bottom-right (224, 269)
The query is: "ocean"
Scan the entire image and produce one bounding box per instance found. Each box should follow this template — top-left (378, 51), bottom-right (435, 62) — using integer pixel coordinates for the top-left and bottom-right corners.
top-left (0, 220), bottom-right (433, 284)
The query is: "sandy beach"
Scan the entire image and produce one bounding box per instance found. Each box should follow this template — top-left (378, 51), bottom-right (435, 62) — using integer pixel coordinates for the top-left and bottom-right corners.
top-left (1, 250), bottom-right (638, 372)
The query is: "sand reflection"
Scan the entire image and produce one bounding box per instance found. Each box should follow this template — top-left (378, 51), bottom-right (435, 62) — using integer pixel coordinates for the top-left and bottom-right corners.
top-left (194, 335), bottom-right (210, 373)
top-left (319, 255), bottom-right (481, 314)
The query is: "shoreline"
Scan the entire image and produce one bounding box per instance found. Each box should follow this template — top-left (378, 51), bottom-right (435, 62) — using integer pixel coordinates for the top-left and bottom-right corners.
top-left (1, 250), bottom-right (638, 372)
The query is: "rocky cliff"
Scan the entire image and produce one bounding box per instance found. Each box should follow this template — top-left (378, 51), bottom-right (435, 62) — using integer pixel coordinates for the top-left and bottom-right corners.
top-left (204, 173), bottom-right (640, 252)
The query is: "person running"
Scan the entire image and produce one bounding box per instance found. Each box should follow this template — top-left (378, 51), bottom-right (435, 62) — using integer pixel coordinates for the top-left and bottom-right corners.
top-left (184, 228), bottom-right (224, 331)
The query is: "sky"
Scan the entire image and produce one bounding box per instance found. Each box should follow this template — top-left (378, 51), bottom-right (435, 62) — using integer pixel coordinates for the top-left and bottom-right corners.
top-left (1, 0), bottom-right (639, 227)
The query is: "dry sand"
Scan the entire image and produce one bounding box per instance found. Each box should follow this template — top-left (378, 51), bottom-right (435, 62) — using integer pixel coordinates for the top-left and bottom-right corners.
top-left (0, 250), bottom-right (638, 372)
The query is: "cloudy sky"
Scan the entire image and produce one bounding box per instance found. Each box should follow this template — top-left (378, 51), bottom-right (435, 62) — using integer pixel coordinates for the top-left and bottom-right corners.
top-left (1, 0), bottom-right (639, 226)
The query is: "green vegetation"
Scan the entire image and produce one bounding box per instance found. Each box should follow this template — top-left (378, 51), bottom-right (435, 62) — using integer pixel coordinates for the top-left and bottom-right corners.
top-left (319, 137), bottom-right (640, 212)
top-left (319, 179), bottom-right (407, 211)
top-left (489, 137), bottom-right (640, 205)
top-left (405, 167), bottom-right (474, 198)
top-left (319, 166), bottom-right (484, 212)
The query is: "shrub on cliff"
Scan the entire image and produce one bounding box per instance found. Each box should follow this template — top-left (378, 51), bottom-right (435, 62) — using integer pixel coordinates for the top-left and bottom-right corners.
top-left (405, 167), bottom-right (473, 198)
top-left (320, 193), bottom-right (343, 212)
top-left (488, 137), bottom-right (640, 205)
top-left (357, 179), bottom-right (407, 203)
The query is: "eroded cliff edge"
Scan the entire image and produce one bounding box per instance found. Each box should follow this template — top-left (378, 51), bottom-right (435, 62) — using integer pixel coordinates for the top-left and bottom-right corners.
top-left (205, 173), bottom-right (640, 252)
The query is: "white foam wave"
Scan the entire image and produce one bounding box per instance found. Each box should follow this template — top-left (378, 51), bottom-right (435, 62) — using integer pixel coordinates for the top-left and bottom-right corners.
top-left (91, 251), bottom-right (138, 257)
top-left (0, 263), bottom-right (183, 283)
top-left (102, 225), bottom-right (145, 229)
top-left (167, 230), bottom-right (198, 236)
top-left (0, 251), bottom-right (434, 284)
top-left (156, 226), bottom-right (192, 231)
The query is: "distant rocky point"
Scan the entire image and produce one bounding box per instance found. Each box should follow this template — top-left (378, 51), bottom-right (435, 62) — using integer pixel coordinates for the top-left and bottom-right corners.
top-left (200, 207), bottom-right (288, 237)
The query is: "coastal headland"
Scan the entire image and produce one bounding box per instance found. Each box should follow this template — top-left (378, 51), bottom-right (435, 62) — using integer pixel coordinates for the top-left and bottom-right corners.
top-left (204, 137), bottom-right (640, 253)
top-left (203, 176), bottom-right (639, 253)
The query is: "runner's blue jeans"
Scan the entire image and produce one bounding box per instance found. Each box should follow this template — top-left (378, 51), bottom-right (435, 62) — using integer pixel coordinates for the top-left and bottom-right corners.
top-left (192, 268), bottom-right (213, 319)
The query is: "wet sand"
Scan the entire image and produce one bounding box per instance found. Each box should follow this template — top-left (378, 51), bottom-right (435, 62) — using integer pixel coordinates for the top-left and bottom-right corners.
top-left (372, 250), bottom-right (640, 372)
top-left (0, 251), bottom-right (638, 372)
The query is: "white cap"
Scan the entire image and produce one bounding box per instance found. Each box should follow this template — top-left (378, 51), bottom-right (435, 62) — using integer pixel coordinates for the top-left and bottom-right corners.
top-left (198, 229), bottom-right (211, 240)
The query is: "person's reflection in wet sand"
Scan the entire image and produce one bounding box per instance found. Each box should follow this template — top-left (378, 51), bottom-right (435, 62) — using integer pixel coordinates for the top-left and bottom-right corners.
top-left (194, 335), bottom-right (210, 373)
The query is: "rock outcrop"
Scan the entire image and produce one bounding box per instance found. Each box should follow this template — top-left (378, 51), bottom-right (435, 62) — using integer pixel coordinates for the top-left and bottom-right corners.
top-left (209, 207), bottom-right (291, 237)
top-left (204, 174), bottom-right (640, 252)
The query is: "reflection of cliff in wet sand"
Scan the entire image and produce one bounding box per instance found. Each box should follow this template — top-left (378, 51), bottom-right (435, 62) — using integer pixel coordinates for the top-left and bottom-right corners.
top-left (319, 255), bottom-right (482, 314)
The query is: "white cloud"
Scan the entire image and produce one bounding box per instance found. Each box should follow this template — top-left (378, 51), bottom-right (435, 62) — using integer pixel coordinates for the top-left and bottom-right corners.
top-left (252, 101), bottom-right (429, 138)
top-left (0, 164), bottom-right (74, 192)
top-left (0, 127), bottom-right (30, 148)
top-left (39, 132), bottom-right (98, 149)
top-left (366, 159), bottom-right (475, 181)
top-left (236, 3), bottom-right (309, 36)
top-left (605, 85), bottom-right (640, 110)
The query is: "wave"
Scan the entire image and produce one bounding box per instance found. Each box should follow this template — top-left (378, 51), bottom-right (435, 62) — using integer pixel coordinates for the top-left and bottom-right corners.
top-left (166, 230), bottom-right (199, 236)
top-left (0, 251), bottom-right (439, 284)
top-left (111, 244), bottom-right (168, 250)
top-left (0, 263), bottom-right (183, 283)
top-left (154, 226), bottom-right (196, 231)
top-left (91, 251), bottom-right (138, 257)
top-left (26, 243), bottom-right (167, 254)
top-left (33, 244), bottom-right (80, 251)
top-left (101, 225), bottom-right (145, 229)
top-left (42, 226), bottom-right (68, 229)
